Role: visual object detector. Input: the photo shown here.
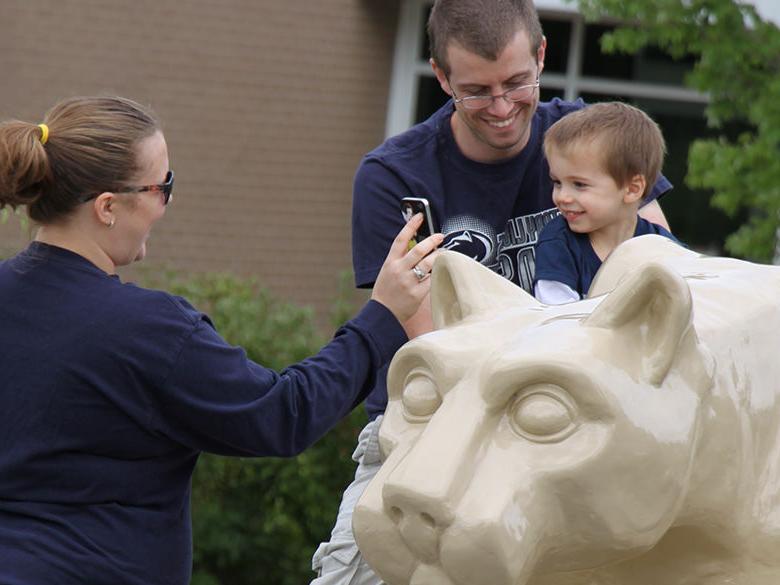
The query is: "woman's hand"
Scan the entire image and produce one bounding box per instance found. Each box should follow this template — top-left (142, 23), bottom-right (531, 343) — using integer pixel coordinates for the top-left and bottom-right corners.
top-left (371, 213), bottom-right (444, 324)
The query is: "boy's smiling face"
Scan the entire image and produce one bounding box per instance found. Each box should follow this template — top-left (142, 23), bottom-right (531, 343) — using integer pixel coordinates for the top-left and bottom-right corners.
top-left (548, 139), bottom-right (644, 239)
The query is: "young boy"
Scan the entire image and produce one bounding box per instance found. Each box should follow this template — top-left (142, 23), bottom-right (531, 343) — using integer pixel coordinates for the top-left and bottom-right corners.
top-left (534, 102), bottom-right (679, 304)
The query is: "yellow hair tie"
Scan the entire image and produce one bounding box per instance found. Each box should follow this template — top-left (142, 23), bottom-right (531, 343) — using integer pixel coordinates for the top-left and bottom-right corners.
top-left (38, 123), bottom-right (49, 145)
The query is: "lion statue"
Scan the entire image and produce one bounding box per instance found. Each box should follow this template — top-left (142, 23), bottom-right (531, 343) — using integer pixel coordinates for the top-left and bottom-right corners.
top-left (353, 235), bottom-right (780, 585)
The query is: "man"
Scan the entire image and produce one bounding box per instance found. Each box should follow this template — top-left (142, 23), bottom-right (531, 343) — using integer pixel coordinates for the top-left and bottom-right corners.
top-left (311, 0), bottom-right (672, 583)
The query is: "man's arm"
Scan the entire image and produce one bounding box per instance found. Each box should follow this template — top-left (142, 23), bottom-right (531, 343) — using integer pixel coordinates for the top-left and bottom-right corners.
top-left (638, 199), bottom-right (670, 231)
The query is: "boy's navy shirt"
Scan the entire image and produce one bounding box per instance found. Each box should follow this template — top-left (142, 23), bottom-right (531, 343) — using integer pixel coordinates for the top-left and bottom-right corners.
top-left (534, 214), bottom-right (680, 298)
top-left (352, 99), bottom-right (673, 419)
top-left (0, 242), bottom-right (406, 584)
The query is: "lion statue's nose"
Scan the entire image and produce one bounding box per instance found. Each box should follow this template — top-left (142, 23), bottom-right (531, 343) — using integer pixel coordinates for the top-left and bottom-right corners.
top-left (384, 484), bottom-right (454, 564)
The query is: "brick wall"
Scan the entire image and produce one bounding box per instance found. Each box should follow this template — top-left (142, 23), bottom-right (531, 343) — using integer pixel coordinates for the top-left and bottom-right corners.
top-left (0, 0), bottom-right (398, 325)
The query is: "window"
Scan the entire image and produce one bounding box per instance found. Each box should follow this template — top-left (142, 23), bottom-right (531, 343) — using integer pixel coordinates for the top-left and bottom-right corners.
top-left (385, 0), bottom-right (745, 253)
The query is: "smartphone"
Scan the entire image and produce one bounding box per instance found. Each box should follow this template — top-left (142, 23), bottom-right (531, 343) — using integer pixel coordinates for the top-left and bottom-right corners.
top-left (400, 197), bottom-right (436, 243)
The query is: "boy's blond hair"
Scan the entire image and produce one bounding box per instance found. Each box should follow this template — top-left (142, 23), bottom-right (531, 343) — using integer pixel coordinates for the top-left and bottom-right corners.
top-left (543, 102), bottom-right (666, 199)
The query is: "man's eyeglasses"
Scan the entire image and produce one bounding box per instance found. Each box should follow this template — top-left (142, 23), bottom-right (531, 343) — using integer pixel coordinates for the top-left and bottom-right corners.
top-left (448, 79), bottom-right (540, 110)
top-left (122, 170), bottom-right (175, 205)
top-left (85, 170), bottom-right (175, 205)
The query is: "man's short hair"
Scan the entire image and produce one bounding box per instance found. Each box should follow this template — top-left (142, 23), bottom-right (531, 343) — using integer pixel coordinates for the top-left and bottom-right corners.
top-left (428, 0), bottom-right (544, 76)
top-left (543, 102), bottom-right (667, 199)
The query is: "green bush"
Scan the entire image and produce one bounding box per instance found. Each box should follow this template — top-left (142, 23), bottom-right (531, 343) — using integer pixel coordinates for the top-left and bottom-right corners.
top-left (146, 270), bottom-right (366, 585)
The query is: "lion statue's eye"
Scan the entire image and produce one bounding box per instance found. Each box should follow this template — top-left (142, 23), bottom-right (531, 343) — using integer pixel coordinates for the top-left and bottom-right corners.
top-left (402, 370), bottom-right (441, 422)
top-left (509, 385), bottom-right (577, 443)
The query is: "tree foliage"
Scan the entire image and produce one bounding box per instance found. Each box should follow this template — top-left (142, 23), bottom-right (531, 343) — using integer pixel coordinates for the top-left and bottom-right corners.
top-left (575, 0), bottom-right (780, 260)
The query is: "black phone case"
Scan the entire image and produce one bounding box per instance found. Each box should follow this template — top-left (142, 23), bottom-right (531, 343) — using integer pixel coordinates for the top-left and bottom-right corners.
top-left (401, 197), bottom-right (435, 241)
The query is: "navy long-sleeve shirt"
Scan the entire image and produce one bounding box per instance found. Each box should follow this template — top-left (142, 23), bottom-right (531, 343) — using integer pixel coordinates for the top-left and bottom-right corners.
top-left (0, 242), bottom-right (407, 584)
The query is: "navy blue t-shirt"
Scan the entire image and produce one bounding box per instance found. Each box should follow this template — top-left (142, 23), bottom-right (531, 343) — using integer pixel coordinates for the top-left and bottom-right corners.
top-left (534, 215), bottom-right (680, 298)
top-left (352, 99), bottom-right (673, 419)
top-left (0, 242), bottom-right (406, 585)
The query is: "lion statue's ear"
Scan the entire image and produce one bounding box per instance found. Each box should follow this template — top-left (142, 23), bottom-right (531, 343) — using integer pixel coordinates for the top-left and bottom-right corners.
top-left (430, 251), bottom-right (537, 330)
top-left (585, 261), bottom-right (693, 386)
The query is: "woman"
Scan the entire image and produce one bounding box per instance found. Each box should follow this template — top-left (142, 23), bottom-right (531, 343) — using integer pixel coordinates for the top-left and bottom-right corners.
top-left (0, 96), bottom-right (441, 584)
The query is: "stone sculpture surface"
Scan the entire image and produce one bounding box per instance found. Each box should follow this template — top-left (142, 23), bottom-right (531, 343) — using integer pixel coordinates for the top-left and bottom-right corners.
top-left (353, 235), bottom-right (780, 585)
